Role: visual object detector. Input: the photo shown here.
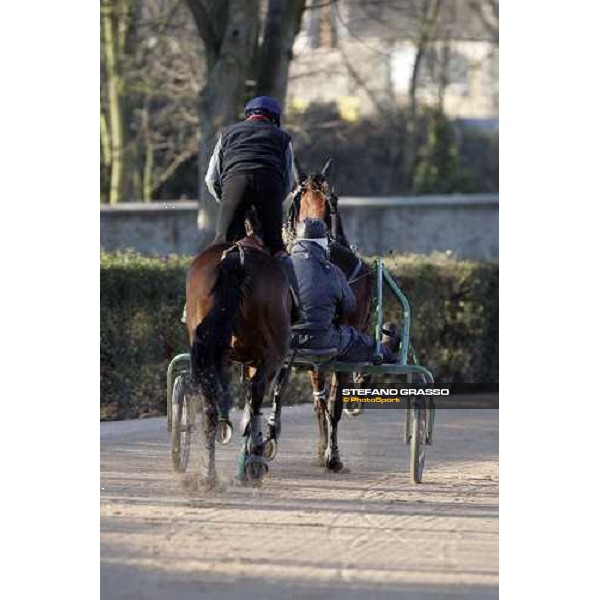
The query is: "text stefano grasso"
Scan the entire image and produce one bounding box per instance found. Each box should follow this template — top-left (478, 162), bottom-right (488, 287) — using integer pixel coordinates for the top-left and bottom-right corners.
top-left (341, 388), bottom-right (450, 396)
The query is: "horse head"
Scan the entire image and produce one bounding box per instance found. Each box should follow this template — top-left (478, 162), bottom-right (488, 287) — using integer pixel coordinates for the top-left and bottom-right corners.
top-left (285, 158), bottom-right (345, 248)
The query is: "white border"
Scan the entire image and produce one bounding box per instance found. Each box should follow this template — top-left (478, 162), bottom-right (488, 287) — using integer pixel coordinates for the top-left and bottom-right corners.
top-left (2, 2), bottom-right (98, 599)
top-left (501, 1), bottom-right (600, 598)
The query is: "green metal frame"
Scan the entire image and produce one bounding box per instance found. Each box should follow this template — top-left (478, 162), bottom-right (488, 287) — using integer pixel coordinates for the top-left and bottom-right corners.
top-left (364, 258), bottom-right (435, 445)
top-left (364, 258), bottom-right (433, 380)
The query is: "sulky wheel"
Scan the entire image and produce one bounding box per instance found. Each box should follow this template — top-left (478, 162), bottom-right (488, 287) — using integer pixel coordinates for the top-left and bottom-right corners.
top-left (263, 438), bottom-right (278, 461)
top-left (171, 376), bottom-right (194, 473)
top-left (409, 399), bottom-right (427, 484)
top-left (216, 419), bottom-right (233, 445)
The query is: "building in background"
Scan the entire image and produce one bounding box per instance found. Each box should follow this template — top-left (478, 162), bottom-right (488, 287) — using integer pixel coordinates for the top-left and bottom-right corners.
top-left (287, 0), bottom-right (498, 126)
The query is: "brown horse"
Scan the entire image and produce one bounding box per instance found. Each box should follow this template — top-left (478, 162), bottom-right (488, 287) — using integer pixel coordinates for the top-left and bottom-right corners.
top-left (283, 159), bottom-right (374, 471)
top-left (185, 237), bottom-right (291, 485)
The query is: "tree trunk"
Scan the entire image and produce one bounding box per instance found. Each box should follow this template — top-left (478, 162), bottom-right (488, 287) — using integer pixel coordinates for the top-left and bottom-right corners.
top-left (195, 0), bottom-right (260, 246)
top-left (101, 0), bottom-right (126, 205)
top-left (403, 0), bottom-right (442, 193)
top-left (255, 0), bottom-right (306, 103)
top-left (404, 44), bottom-right (424, 191)
top-left (100, 109), bottom-right (111, 203)
top-left (141, 105), bottom-right (153, 202)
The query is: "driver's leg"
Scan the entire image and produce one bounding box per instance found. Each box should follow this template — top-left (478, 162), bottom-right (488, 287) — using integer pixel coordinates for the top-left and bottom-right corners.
top-left (335, 326), bottom-right (397, 363)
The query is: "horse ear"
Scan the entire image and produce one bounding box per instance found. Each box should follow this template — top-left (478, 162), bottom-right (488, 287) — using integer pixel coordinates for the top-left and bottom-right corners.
top-left (294, 156), bottom-right (306, 183)
top-left (321, 158), bottom-right (335, 193)
top-left (321, 158), bottom-right (334, 182)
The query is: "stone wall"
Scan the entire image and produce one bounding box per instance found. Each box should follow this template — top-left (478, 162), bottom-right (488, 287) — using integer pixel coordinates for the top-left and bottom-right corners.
top-left (100, 194), bottom-right (498, 261)
top-left (338, 195), bottom-right (498, 261)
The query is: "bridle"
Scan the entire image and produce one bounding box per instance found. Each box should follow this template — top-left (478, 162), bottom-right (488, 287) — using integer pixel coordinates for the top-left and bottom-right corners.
top-left (285, 176), bottom-right (339, 245)
top-left (285, 177), bottom-right (366, 285)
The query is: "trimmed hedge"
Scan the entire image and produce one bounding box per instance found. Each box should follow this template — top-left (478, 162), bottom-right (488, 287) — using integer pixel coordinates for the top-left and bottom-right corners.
top-left (379, 254), bottom-right (498, 385)
top-left (100, 251), bottom-right (498, 420)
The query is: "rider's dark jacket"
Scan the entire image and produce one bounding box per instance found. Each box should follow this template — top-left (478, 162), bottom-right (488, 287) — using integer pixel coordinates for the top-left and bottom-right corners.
top-left (205, 119), bottom-right (295, 199)
top-left (205, 117), bottom-right (297, 254)
top-left (290, 240), bottom-right (356, 348)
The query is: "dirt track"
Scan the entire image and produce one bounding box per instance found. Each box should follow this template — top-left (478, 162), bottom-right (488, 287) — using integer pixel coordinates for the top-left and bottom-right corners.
top-left (101, 401), bottom-right (498, 599)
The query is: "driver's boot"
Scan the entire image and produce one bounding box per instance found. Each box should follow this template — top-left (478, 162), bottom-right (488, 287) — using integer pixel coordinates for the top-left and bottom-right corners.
top-left (381, 321), bottom-right (401, 360)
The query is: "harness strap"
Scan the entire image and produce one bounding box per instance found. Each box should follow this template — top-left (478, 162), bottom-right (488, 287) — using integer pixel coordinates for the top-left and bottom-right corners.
top-left (220, 237), bottom-right (269, 266)
top-left (330, 209), bottom-right (338, 239)
top-left (347, 258), bottom-right (363, 283)
top-left (221, 243), bottom-right (246, 265)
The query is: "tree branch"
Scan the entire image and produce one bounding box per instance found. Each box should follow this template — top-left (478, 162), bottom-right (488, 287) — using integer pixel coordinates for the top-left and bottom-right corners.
top-left (152, 132), bottom-right (201, 192)
top-left (183, 0), bottom-right (222, 66)
top-left (468, 0), bottom-right (499, 45)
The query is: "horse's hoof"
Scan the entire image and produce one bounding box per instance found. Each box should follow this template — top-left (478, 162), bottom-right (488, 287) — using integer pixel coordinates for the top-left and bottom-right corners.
top-left (263, 438), bottom-right (278, 461)
top-left (326, 460), bottom-right (346, 473)
top-left (343, 406), bottom-right (363, 417)
top-left (324, 452), bottom-right (345, 472)
top-left (244, 455), bottom-right (269, 481)
top-left (216, 419), bottom-right (233, 445)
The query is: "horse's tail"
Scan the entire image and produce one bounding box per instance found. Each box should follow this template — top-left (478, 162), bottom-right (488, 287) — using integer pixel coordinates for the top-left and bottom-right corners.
top-left (191, 252), bottom-right (246, 385)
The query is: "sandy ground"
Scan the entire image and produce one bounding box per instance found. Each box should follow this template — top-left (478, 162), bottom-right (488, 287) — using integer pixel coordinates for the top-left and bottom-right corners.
top-left (101, 401), bottom-right (498, 599)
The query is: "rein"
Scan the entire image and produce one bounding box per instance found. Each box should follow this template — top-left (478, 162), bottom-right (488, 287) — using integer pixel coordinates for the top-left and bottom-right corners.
top-left (347, 261), bottom-right (368, 285)
top-left (326, 194), bottom-right (338, 240)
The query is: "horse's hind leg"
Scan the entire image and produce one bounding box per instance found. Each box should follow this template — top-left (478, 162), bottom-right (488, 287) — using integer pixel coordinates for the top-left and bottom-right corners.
top-left (189, 343), bottom-right (219, 487)
top-left (264, 362), bottom-right (292, 460)
top-left (323, 372), bottom-right (347, 473)
top-left (238, 361), bottom-right (275, 483)
top-left (311, 371), bottom-right (328, 466)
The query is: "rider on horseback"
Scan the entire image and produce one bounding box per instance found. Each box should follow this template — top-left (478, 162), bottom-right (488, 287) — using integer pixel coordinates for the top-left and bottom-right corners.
top-left (290, 218), bottom-right (399, 362)
top-left (205, 96), bottom-right (297, 254)
top-left (205, 95), bottom-right (300, 301)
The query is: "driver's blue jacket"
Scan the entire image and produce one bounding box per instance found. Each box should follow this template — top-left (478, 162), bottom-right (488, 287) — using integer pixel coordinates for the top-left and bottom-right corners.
top-left (290, 239), bottom-right (395, 363)
top-left (290, 240), bottom-right (356, 335)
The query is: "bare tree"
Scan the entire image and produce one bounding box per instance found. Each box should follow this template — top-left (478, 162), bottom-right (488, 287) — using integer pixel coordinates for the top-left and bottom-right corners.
top-left (403, 0), bottom-right (443, 191)
top-left (101, 0), bottom-right (204, 203)
top-left (336, 0), bottom-right (497, 190)
top-left (101, 0), bottom-right (308, 207)
top-left (256, 0), bottom-right (306, 102)
top-left (468, 0), bottom-right (498, 46)
top-left (183, 0), bottom-right (307, 241)
top-left (183, 0), bottom-right (259, 240)
top-left (101, 0), bottom-right (134, 204)
top-left (126, 0), bottom-right (204, 201)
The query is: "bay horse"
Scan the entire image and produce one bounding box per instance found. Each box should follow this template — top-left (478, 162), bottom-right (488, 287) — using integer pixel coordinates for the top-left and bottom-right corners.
top-left (282, 158), bottom-right (374, 472)
top-left (185, 235), bottom-right (291, 486)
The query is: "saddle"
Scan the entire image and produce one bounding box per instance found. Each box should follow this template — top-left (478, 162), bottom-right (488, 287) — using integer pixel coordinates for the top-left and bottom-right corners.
top-left (236, 235), bottom-right (268, 254)
top-left (220, 234), bottom-right (269, 266)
